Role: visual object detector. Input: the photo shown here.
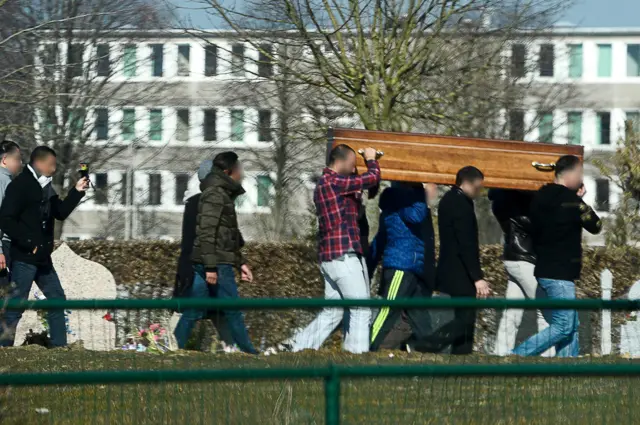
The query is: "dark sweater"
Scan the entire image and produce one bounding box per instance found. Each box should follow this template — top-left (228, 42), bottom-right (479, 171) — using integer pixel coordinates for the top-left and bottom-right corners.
top-left (530, 183), bottom-right (602, 281)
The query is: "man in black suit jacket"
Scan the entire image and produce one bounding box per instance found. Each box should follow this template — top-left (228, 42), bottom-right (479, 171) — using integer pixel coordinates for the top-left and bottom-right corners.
top-left (0, 146), bottom-right (88, 347)
top-left (435, 166), bottom-right (489, 354)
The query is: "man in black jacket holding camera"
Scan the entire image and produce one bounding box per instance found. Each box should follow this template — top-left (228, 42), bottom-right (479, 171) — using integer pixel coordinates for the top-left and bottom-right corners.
top-left (489, 189), bottom-right (550, 356)
top-left (0, 146), bottom-right (88, 347)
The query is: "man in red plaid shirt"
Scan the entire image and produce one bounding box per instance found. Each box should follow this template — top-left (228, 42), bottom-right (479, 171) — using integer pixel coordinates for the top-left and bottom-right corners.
top-left (291, 144), bottom-right (380, 353)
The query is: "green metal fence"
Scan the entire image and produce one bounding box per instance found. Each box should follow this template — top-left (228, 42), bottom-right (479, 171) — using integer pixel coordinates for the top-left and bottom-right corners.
top-left (1, 298), bottom-right (640, 425)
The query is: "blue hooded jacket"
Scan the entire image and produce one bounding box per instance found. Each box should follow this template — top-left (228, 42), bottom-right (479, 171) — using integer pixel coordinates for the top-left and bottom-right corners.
top-left (367, 183), bottom-right (435, 280)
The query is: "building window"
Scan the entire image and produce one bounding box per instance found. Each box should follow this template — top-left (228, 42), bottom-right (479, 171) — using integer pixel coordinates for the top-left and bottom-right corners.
top-left (176, 109), bottom-right (189, 141)
top-left (96, 44), bottom-right (110, 77)
top-left (69, 109), bottom-right (85, 139)
top-left (258, 110), bottom-right (272, 142)
top-left (598, 44), bottom-right (612, 78)
top-left (122, 109), bottom-right (135, 140)
top-left (120, 173), bottom-right (131, 205)
top-left (68, 44), bottom-right (84, 78)
top-left (568, 44), bottom-right (583, 79)
top-left (627, 112), bottom-right (640, 138)
top-left (150, 44), bottom-right (164, 77)
top-left (204, 109), bottom-right (216, 141)
top-left (123, 45), bottom-right (137, 77)
top-left (257, 175), bottom-right (273, 207)
top-left (231, 44), bottom-right (245, 77)
top-left (567, 112), bottom-right (582, 145)
top-left (231, 110), bottom-right (244, 141)
top-left (175, 173), bottom-right (190, 205)
top-left (94, 173), bottom-right (108, 205)
top-left (205, 45), bottom-right (218, 77)
top-left (597, 112), bottom-right (611, 145)
top-left (627, 44), bottom-right (640, 77)
top-left (508, 110), bottom-right (525, 141)
top-left (539, 44), bottom-right (554, 77)
top-left (149, 109), bottom-right (163, 141)
top-left (258, 44), bottom-right (273, 78)
top-left (95, 108), bottom-right (109, 140)
top-left (511, 44), bottom-right (526, 78)
top-left (595, 179), bottom-right (610, 212)
top-left (41, 44), bottom-right (57, 79)
top-left (148, 174), bottom-right (162, 205)
top-left (538, 112), bottom-right (553, 143)
top-left (177, 44), bottom-right (190, 76)
top-left (43, 108), bottom-right (57, 139)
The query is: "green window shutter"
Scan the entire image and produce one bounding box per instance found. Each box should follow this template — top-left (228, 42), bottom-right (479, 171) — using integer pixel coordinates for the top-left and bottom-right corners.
top-left (627, 45), bottom-right (640, 77)
top-left (70, 109), bottom-right (85, 138)
top-left (568, 44), bottom-right (583, 78)
top-left (257, 176), bottom-right (273, 207)
top-left (626, 112), bottom-right (640, 137)
top-left (122, 109), bottom-right (135, 140)
top-left (538, 112), bottom-right (554, 143)
top-left (123, 45), bottom-right (136, 77)
top-left (598, 44), bottom-right (612, 77)
top-left (231, 110), bottom-right (244, 142)
top-left (567, 112), bottom-right (582, 145)
top-left (149, 109), bottom-right (162, 141)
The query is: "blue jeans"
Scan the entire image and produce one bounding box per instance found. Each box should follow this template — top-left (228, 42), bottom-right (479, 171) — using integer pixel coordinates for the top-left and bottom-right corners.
top-left (174, 264), bottom-right (257, 354)
top-left (0, 261), bottom-right (67, 347)
top-left (512, 278), bottom-right (579, 357)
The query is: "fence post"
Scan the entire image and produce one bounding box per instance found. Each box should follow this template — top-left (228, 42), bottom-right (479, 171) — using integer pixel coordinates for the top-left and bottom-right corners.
top-left (601, 269), bottom-right (613, 356)
top-left (325, 363), bottom-right (340, 425)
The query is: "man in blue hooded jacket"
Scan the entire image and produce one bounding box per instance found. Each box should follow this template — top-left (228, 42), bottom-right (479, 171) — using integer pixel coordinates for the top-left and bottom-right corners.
top-left (367, 182), bottom-right (436, 351)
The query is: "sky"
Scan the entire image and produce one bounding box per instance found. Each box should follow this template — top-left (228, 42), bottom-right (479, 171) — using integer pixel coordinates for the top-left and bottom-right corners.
top-left (563, 0), bottom-right (640, 27)
top-left (175, 0), bottom-right (640, 29)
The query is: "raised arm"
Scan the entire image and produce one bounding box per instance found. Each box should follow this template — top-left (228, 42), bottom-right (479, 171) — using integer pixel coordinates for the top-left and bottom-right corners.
top-left (51, 187), bottom-right (85, 221)
top-left (332, 160), bottom-right (381, 195)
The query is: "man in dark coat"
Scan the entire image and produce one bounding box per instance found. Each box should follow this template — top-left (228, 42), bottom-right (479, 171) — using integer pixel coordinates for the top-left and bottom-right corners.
top-left (173, 151), bottom-right (257, 354)
top-left (435, 166), bottom-right (489, 354)
top-left (173, 159), bottom-right (233, 346)
top-left (0, 146), bottom-right (88, 347)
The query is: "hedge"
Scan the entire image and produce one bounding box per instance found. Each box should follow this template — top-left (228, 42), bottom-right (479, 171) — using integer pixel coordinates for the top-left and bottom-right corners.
top-left (57, 241), bottom-right (640, 352)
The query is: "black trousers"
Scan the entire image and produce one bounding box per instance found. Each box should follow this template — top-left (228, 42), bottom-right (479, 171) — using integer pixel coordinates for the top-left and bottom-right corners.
top-left (419, 302), bottom-right (476, 355)
top-left (370, 269), bottom-right (432, 351)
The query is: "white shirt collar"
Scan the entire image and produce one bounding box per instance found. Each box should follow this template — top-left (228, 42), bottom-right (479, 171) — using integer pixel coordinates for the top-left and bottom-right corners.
top-left (27, 164), bottom-right (52, 189)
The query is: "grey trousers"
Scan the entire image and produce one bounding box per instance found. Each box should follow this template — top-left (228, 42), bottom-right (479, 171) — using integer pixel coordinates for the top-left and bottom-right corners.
top-left (292, 253), bottom-right (371, 353)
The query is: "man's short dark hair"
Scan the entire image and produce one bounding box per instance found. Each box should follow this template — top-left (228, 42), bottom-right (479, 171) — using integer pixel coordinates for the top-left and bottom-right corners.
top-left (455, 166), bottom-right (484, 186)
top-left (30, 146), bottom-right (56, 163)
top-left (0, 140), bottom-right (20, 157)
top-left (213, 151), bottom-right (239, 173)
top-left (554, 155), bottom-right (581, 177)
top-left (327, 144), bottom-right (355, 166)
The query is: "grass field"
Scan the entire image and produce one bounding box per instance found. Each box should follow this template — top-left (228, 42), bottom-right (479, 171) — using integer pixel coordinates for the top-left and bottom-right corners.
top-left (1, 346), bottom-right (639, 425)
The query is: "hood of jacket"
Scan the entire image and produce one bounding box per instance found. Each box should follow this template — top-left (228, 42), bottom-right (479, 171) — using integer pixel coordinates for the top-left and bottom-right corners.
top-left (199, 168), bottom-right (246, 199)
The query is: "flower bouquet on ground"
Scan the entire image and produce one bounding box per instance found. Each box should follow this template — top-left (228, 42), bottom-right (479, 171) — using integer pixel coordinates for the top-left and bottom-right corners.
top-left (122, 323), bottom-right (169, 353)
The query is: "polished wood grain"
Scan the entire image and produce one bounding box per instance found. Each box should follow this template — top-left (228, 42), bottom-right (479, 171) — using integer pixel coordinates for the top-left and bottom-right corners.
top-left (328, 128), bottom-right (584, 190)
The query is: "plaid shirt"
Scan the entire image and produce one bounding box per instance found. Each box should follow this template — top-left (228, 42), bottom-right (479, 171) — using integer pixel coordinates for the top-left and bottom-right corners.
top-left (315, 160), bottom-right (381, 262)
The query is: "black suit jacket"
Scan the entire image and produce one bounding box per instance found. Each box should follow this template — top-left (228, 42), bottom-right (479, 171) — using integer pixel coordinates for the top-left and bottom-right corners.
top-left (436, 186), bottom-right (483, 297)
top-left (0, 167), bottom-right (84, 266)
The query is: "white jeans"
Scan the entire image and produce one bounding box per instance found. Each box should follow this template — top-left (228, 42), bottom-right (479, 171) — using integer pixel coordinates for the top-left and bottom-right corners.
top-left (494, 261), bottom-right (554, 357)
top-left (292, 253), bottom-right (371, 354)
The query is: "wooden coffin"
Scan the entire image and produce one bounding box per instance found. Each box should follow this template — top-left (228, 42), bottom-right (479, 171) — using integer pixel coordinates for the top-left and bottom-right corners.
top-left (327, 128), bottom-right (584, 190)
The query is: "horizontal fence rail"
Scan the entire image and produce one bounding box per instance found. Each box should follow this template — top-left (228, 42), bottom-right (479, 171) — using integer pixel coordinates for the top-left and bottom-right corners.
top-left (4, 297), bottom-right (640, 310)
top-left (2, 297), bottom-right (640, 424)
top-left (5, 364), bottom-right (640, 387)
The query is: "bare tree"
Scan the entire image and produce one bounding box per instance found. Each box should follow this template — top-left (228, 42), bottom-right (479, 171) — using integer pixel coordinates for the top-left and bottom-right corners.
top-left (0, 0), bottom-right (172, 237)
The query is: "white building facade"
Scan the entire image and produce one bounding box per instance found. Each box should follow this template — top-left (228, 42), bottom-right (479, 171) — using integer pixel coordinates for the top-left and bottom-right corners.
top-left (49, 27), bottom-right (640, 242)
